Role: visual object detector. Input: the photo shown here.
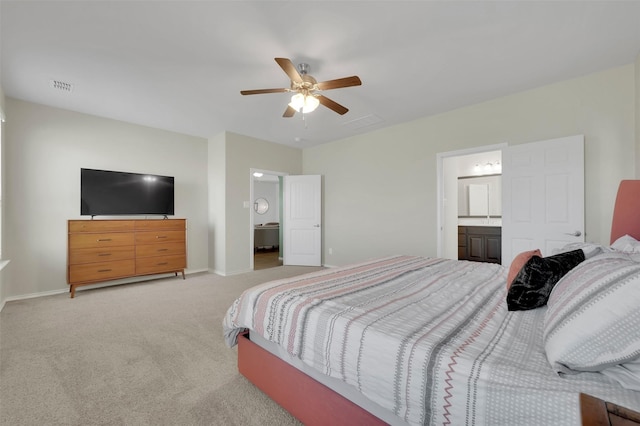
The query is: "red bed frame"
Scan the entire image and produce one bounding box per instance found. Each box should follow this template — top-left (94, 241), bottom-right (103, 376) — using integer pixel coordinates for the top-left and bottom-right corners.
top-left (238, 180), bottom-right (640, 426)
top-left (610, 180), bottom-right (640, 244)
top-left (238, 332), bottom-right (386, 425)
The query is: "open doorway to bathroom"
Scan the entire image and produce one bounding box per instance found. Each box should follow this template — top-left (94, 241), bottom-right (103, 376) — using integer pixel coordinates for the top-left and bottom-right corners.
top-left (251, 169), bottom-right (285, 270)
top-left (437, 144), bottom-right (506, 262)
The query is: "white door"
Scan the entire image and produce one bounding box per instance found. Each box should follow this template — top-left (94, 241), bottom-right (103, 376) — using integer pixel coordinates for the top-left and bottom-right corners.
top-left (283, 175), bottom-right (322, 266)
top-left (502, 135), bottom-right (584, 267)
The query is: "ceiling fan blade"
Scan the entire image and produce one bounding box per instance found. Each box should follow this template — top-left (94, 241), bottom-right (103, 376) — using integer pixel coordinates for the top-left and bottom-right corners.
top-left (240, 88), bottom-right (287, 95)
top-left (317, 95), bottom-right (349, 115)
top-left (283, 105), bottom-right (296, 117)
top-left (275, 58), bottom-right (302, 83)
top-left (316, 76), bottom-right (362, 91)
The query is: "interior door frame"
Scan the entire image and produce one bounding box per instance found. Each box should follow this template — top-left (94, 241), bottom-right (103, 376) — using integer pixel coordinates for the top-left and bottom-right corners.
top-left (249, 168), bottom-right (288, 270)
top-left (436, 143), bottom-right (508, 258)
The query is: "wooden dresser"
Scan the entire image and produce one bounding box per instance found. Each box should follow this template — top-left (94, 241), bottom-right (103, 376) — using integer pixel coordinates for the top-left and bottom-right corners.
top-left (67, 219), bottom-right (186, 298)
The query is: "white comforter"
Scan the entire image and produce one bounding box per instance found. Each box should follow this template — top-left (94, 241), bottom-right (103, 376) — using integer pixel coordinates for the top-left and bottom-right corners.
top-left (223, 255), bottom-right (640, 425)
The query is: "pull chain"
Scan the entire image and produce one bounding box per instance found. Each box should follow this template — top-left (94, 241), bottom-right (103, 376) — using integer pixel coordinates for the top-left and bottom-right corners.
top-left (298, 107), bottom-right (308, 129)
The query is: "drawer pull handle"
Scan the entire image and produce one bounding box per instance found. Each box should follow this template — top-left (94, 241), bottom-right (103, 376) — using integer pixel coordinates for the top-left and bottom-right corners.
top-left (98, 269), bottom-right (112, 273)
top-left (158, 249), bottom-right (168, 252)
top-left (156, 235), bottom-right (167, 239)
top-left (98, 253), bottom-right (112, 257)
top-left (97, 238), bottom-right (112, 242)
top-left (157, 262), bottom-right (168, 266)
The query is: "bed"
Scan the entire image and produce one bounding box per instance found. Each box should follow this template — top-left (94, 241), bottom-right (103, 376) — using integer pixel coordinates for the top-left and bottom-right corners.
top-left (223, 180), bottom-right (640, 425)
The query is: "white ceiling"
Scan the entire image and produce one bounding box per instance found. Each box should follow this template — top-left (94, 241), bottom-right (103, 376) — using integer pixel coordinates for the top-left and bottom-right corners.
top-left (2, 1), bottom-right (640, 149)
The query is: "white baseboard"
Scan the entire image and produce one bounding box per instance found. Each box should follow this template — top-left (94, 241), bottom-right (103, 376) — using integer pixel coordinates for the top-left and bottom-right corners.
top-left (211, 267), bottom-right (251, 276)
top-left (0, 259), bottom-right (11, 313)
top-left (4, 288), bottom-right (69, 305)
top-left (186, 268), bottom-right (209, 275)
top-left (0, 269), bottom-right (211, 308)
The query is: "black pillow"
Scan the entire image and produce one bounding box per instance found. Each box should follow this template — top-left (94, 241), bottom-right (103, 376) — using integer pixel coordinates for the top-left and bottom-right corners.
top-left (506, 249), bottom-right (585, 311)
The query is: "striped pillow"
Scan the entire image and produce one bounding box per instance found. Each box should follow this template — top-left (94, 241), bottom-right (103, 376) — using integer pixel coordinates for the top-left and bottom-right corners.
top-left (543, 252), bottom-right (640, 389)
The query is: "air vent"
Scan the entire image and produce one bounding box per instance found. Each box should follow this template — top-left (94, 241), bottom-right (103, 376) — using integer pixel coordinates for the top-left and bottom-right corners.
top-left (49, 79), bottom-right (74, 92)
top-left (342, 114), bottom-right (383, 130)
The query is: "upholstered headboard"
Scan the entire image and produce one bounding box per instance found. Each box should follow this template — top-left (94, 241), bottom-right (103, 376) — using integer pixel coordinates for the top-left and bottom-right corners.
top-left (610, 180), bottom-right (640, 244)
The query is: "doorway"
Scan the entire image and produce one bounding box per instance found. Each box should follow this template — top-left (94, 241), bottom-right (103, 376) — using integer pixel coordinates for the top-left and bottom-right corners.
top-left (437, 136), bottom-right (584, 266)
top-left (250, 169), bottom-right (286, 270)
top-left (436, 144), bottom-right (506, 260)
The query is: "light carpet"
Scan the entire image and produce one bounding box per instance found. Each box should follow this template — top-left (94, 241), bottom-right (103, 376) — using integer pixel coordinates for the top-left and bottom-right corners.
top-left (0, 266), bottom-right (323, 425)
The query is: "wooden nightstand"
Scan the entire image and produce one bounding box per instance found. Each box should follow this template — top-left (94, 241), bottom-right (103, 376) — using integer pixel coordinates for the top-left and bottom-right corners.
top-left (581, 393), bottom-right (640, 426)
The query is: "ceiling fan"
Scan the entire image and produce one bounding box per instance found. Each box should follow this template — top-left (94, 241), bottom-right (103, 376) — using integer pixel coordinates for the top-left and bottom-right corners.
top-left (240, 58), bottom-right (362, 117)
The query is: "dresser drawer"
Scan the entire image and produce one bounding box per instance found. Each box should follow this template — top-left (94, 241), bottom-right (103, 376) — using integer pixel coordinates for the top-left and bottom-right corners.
top-left (69, 260), bottom-right (135, 283)
top-left (136, 255), bottom-right (186, 275)
top-left (135, 219), bottom-right (185, 231)
top-left (69, 246), bottom-right (135, 265)
top-left (69, 220), bottom-right (135, 233)
top-left (69, 232), bottom-right (135, 249)
top-left (135, 230), bottom-right (185, 244)
top-left (136, 241), bottom-right (185, 258)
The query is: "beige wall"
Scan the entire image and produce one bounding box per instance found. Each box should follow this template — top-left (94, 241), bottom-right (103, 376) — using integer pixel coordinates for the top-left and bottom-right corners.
top-left (304, 65), bottom-right (636, 266)
top-left (3, 99), bottom-right (209, 299)
top-left (1, 62), bottom-right (637, 300)
top-left (0, 100), bottom-right (301, 299)
top-left (218, 132), bottom-right (302, 275)
top-left (0, 85), bottom-right (6, 308)
top-left (208, 132), bottom-right (226, 275)
top-left (0, 85), bottom-right (5, 121)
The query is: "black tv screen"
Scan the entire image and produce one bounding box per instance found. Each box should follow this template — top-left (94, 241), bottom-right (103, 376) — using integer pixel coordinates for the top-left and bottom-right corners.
top-left (81, 168), bottom-right (174, 216)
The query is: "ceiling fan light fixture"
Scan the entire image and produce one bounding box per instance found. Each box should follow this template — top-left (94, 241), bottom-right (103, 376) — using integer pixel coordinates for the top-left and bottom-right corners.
top-left (289, 93), bottom-right (319, 113)
top-left (241, 58), bottom-right (360, 116)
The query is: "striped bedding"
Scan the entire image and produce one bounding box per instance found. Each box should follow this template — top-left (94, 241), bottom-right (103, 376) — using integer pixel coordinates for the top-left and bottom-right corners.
top-left (223, 255), bottom-right (640, 425)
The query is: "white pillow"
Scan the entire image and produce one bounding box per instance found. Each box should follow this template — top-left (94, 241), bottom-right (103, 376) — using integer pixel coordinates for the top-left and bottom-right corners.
top-left (611, 234), bottom-right (640, 253)
top-left (543, 252), bottom-right (640, 390)
top-left (551, 241), bottom-right (608, 259)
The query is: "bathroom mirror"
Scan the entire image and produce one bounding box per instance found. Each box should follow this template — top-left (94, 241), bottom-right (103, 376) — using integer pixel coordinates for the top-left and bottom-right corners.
top-left (468, 184), bottom-right (489, 216)
top-left (254, 197), bottom-right (269, 214)
top-left (458, 175), bottom-right (502, 217)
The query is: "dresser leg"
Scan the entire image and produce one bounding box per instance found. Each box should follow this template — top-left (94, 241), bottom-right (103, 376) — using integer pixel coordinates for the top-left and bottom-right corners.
top-left (70, 285), bottom-right (76, 298)
top-left (181, 270), bottom-right (185, 280)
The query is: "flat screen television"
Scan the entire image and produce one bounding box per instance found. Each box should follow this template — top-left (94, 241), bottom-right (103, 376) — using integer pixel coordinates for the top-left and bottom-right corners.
top-left (81, 168), bottom-right (174, 217)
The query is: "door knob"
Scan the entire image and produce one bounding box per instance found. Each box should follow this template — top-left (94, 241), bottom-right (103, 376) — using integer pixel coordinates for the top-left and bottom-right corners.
top-left (564, 231), bottom-right (582, 237)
